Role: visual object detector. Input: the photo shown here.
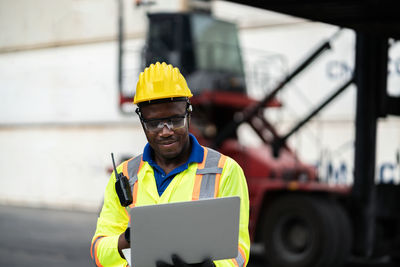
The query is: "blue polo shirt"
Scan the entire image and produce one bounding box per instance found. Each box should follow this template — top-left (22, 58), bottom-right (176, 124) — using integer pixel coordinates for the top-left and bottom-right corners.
top-left (142, 134), bottom-right (204, 196)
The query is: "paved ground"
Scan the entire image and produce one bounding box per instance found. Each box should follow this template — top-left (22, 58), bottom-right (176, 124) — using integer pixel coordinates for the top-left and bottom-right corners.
top-left (0, 205), bottom-right (396, 267)
top-left (0, 205), bottom-right (96, 267)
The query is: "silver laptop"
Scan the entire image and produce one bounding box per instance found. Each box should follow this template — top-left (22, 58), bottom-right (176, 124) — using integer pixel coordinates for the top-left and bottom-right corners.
top-left (129, 196), bottom-right (240, 267)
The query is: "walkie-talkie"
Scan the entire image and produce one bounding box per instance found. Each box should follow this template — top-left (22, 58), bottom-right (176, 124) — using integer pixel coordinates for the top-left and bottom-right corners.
top-left (111, 153), bottom-right (133, 207)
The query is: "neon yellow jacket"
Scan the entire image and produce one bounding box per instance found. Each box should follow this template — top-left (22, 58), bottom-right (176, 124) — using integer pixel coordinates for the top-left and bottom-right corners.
top-left (91, 147), bottom-right (250, 267)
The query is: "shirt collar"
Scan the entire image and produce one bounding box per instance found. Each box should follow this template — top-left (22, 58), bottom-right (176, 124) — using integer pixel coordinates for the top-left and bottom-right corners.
top-left (143, 133), bottom-right (204, 166)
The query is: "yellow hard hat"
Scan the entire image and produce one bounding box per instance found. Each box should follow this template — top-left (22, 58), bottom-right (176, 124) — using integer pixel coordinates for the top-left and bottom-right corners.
top-left (134, 62), bottom-right (193, 104)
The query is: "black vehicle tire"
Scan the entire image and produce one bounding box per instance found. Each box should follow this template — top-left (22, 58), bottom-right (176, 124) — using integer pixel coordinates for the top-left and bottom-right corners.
top-left (263, 194), bottom-right (338, 267)
top-left (329, 201), bottom-right (353, 267)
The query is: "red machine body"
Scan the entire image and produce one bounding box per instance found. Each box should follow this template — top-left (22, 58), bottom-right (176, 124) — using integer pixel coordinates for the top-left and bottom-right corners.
top-left (189, 90), bottom-right (350, 242)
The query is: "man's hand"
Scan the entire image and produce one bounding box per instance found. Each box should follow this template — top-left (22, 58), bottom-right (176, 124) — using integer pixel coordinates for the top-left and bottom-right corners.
top-left (117, 227), bottom-right (130, 258)
top-left (156, 254), bottom-right (215, 267)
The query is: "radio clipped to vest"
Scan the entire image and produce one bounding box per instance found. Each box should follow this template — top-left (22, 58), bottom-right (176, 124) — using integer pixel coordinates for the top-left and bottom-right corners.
top-left (111, 153), bottom-right (133, 207)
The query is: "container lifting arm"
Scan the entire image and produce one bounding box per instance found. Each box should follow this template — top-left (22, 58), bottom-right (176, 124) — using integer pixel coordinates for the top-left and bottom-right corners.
top-left (272, 76), bottom-right (354, 157)
top-left (214, 29), bottom-right (342, 148)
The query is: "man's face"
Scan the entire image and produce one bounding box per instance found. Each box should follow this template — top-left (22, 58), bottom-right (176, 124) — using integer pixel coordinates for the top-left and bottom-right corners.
top-left (140, 101), bottom-right (190, 161)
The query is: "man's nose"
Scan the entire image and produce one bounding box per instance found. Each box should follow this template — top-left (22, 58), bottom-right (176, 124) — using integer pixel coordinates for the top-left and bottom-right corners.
top-left (159, 123), bottom-right (173, 136)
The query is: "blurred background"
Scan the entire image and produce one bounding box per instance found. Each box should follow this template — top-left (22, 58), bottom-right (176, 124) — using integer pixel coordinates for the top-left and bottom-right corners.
top-left (0, 0), bottom-right (399, 266)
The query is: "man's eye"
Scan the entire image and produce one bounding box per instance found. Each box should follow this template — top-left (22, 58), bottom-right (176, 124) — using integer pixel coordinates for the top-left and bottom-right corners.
top-left (170, 117), bottom-right (183, 124)
top-left (147, 121), bottom-right (160, 128)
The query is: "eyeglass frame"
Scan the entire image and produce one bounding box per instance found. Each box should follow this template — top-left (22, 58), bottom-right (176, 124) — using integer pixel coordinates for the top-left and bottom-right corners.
top-left (135, 100), bottom-right (192, 132)
top-left (140, 112), bottom-right (189, 132)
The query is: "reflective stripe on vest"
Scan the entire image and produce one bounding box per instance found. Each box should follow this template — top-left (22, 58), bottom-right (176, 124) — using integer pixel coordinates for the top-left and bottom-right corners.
top-left (122, 155), bottom-right (144, 227)
top-left (193, 147), bottom-right (227, 200)
top-left (91, 235), bottom-right (105, 267)
top-left (125, 154), bottom-right (143, 191)
top-left (232, 245), bottom-right (246, 267)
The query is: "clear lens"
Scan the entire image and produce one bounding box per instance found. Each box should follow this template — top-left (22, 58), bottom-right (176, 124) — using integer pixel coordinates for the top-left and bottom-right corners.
top-left (142, 114), bottom-right (187, 132)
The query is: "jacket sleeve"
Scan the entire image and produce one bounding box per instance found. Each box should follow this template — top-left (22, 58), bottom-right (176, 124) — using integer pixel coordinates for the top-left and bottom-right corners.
top-left (91, 165), bottom-right (129, 267)
top-left (214, 157), bottom-right (250, 267)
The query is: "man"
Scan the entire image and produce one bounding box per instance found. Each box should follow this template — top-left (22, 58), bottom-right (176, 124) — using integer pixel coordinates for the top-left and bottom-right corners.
top-left (91, 62), bottom-right (250, 267)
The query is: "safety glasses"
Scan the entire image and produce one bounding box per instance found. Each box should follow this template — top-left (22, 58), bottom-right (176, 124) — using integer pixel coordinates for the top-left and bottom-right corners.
top-left (141, 113), bottom-right (188, 132)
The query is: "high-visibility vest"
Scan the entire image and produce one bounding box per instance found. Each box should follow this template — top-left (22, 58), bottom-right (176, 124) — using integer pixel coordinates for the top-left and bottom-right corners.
top-left (123, 147), bottom-right (226, 214)
top-left (91, 147), bottom-right (249, 267)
